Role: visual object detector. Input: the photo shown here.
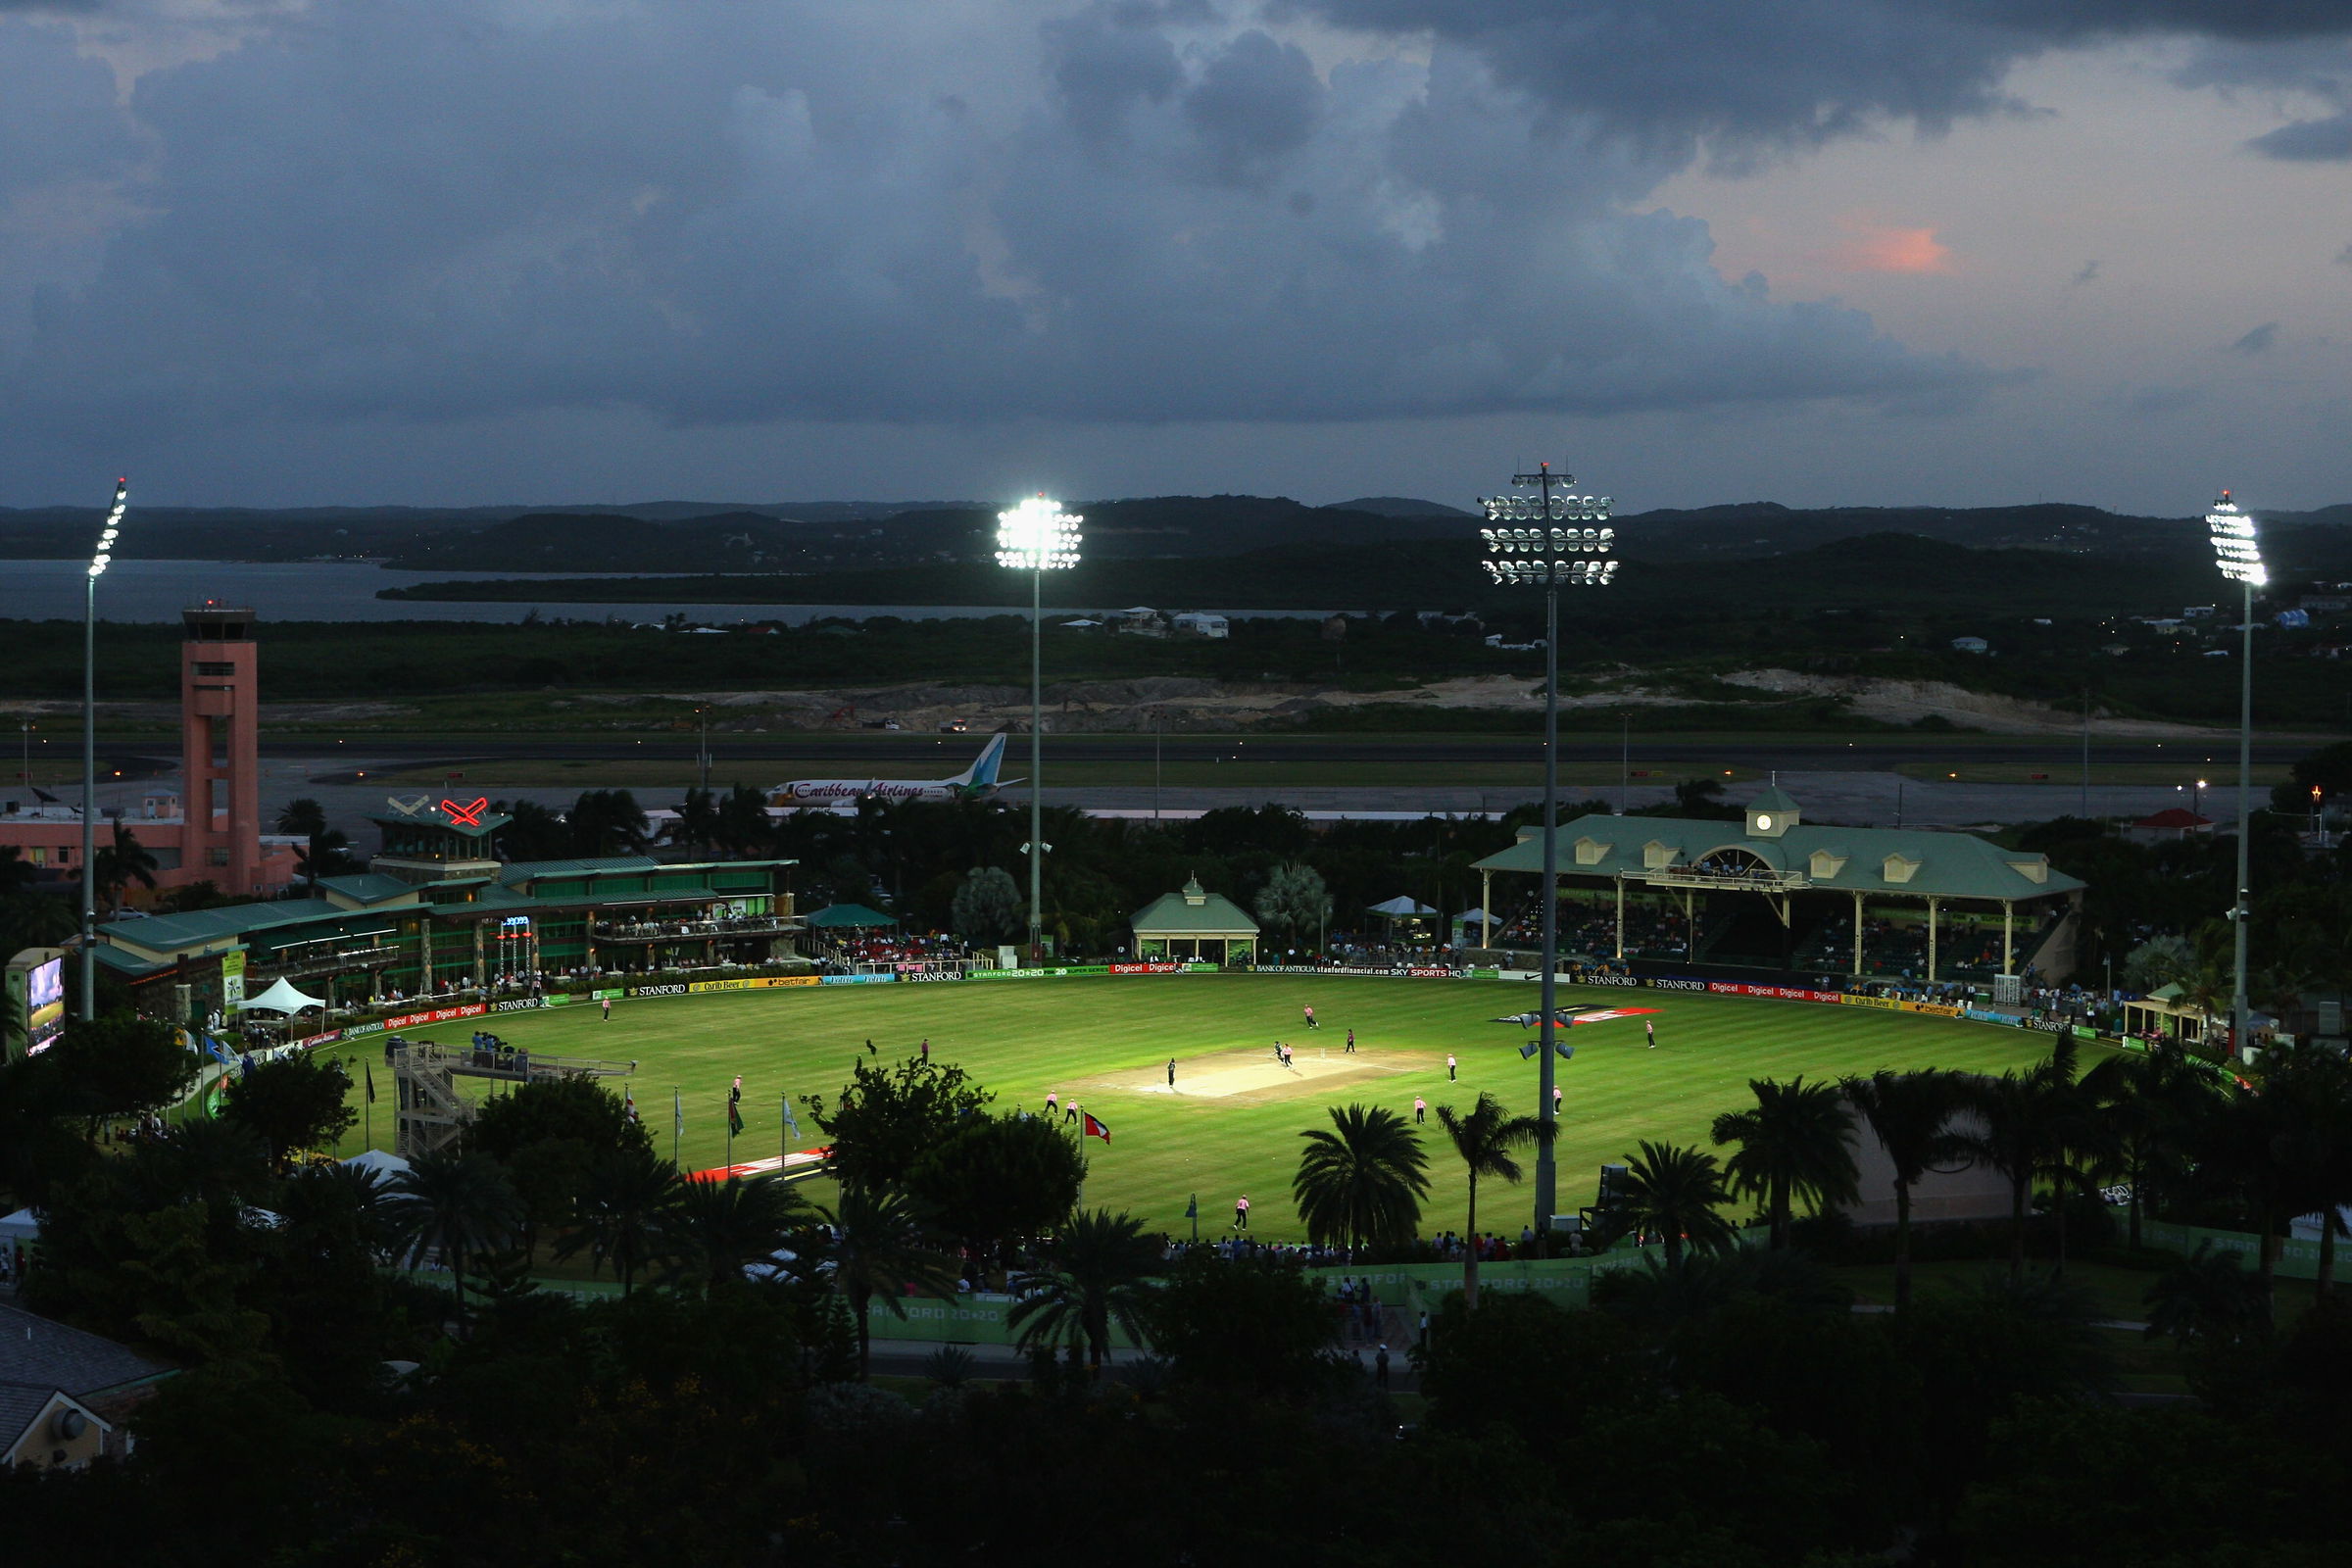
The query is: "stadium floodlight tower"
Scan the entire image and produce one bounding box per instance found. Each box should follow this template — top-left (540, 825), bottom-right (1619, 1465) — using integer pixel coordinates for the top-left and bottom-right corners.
top-left (81, 477), bottom-right (129, 1021)
top-left (2207, 490), bottom-right (2262, 1060)
top-left (1479, 463), bottom-right (1615, 1241)
top-left (996, 495), bottom-right (1082, 963)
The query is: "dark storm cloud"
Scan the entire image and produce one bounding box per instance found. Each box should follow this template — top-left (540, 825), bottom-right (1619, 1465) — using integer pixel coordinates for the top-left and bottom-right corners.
top-left (1045, 6), bottom-right (1184, 142)
top-left (2230, 322), bottom-right (2281, 355)
top-left (1182, 30), bottom-right (1325, 181)
top-left (3, 0), bottom-right (2344, 464)
top-left (2249, 112), bottom-right (2352, 159)
top-left (1285, 0), bottom-right (2352, 162)
top-left (0, 0), bottom-right (2017, 445)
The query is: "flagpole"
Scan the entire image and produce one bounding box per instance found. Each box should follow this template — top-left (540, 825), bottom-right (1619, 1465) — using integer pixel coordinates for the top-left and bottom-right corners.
top-left (671, 1086), bottom-right (680, 1168)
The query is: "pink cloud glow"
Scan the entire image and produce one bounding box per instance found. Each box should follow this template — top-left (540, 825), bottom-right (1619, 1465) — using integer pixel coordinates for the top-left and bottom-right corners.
top-left (1832, 220), bottom-right (1954, 274)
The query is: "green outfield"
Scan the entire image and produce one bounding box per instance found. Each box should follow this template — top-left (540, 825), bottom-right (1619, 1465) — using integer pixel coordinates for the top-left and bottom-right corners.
top-left (326, 974), bottom-right (2100, 1242)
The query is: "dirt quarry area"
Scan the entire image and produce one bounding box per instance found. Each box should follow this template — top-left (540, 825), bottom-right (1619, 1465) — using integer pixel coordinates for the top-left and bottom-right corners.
top-left (653, 667), bottom-right (2230, 737)
top-left (1716, 669), bottom-right (2229, 738)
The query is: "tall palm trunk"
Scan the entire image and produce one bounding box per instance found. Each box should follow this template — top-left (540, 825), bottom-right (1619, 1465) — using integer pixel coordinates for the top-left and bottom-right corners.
top-left (2007, 1168), bottom-right (2030, 1280)
top-left (2258, 1227), bottom-right (2279, 1327)
top-left (2320, 1221), bottom-right (2336, 1307)
top-left (1770, 1169), bottom-right (1790, 1250)
top-left (2051, 1153), bottom-right (2071, 1278)
top-left (1462, 1172), bottom-right (1480, 1309)
top-left (1893, 1179), bottom-right (1915, 1312)
top-left (853, 1286), bottom-right (873, 1379)
top-left (2126, 1153), bottom-right (2144, 1251)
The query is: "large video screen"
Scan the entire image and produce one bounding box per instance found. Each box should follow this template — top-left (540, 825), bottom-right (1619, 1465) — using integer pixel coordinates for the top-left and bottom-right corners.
top-left (27, 956), bottom-right (63, 1014)
top-left (24, 956), bottom-right (66, 1054)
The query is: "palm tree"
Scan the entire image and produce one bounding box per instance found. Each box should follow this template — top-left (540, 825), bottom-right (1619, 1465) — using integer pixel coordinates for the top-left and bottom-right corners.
top-left (2187, 1081), bottom-right (2300, 1321)
top-left (1709, 1075), bottom-right (1858, 1250)
top-left (384, 1150), bottom-right (522, 1315)
top-left (675, 787), bottom-right (718, 858)
top-left (1292, 1103), bottom-right (1431, 1250)
top-left (2082, 1040), bottom-right (2216, 1251)
top-left (1433, 1092), bottom-right (1554, 1308)
top-left (2257, 1040), bottom-right (2352, 1306)
top-left (658, 1172), bottom-right (813, 1291)
top-left (2143, 1241), bottom-right (2272, 1348)
top-left (557, 1144), bottom-right (681, 1295)
top-left (1616, 1140), bottom-right (1738, 1266)
top-left (1007, 1208), bottom-right (1162, 1369)
top-left (819, 1183), bottom-right (960, 1378)
top-left (91, 821), bottom-right (158, 913)
top-left (715, 784), bottom-right (774, 858)
top-left (1965, 1051), bottom-right (2119, 1280)
top-left (1841, 1069), bottom-right (1965, 1311)
top-left (273, 798), bottom-right (352, 889)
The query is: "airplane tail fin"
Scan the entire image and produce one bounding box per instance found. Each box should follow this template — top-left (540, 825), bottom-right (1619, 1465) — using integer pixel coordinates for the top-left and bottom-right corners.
top-left (951, 733), bottom-right (1009, 790)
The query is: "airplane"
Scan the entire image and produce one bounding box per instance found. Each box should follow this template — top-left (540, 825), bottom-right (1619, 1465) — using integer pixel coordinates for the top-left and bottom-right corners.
top-left (767, 732), bottom-right (1014, 807)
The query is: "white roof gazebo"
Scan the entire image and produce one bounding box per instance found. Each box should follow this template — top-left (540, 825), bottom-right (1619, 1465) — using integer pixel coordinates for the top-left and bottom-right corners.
top-left (1131, 875), bottom-right (1259, 965)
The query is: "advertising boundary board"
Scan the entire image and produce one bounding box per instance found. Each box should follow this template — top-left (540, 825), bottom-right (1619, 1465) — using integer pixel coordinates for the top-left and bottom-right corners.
top-left (283, 959), bottom-right (2104, 1065)
top-left (2137, 1218), bottom-right (2329, 1282)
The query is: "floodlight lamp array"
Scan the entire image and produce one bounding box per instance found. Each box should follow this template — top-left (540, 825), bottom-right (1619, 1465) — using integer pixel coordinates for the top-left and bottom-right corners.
top-left (1479, 487), bottom-right (1617, 587)
top-left (88, 477), bottom-right (127, 579)
top-left (995, 494), bottom-right (1083, 572)
top-left (1480, 492), bottom-right (1612, 523)
top-left (2206, 492), bottom-right (2265, 588)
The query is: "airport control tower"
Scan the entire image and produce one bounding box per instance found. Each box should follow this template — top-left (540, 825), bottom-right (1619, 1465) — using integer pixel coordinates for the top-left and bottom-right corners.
top-left (180, 604), bottom-right (263, 895)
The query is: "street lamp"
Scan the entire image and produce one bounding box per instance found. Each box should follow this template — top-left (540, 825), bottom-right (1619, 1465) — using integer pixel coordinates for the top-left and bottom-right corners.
top-left (2206, 490), bottom-right (2262, 1059)
top-left (1479, 464), bottom-right (1616, 1240)
top-left (81, 477), bottom-right (128, 1021)
top-left (996, 495), bottom-right (1082, 963)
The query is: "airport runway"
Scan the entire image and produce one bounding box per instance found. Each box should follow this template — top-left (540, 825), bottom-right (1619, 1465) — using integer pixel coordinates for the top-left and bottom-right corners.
top-left (253, 734), bottom-right (2302, 771)
top-left (63, 755), bottom-right (2249, 859)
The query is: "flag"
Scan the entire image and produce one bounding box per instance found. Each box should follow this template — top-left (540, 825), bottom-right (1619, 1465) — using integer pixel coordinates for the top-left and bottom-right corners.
top-left (623, 1091), bottom-right (639, 1123)
top-left (365, 1064), bottom-right (376, 1103)
top-left (728, 1101), bottom-right (745, 1138)
top-left (673, 1089), bottom-right (684, 1140)
top-left (782, 1097), bottom-right (800, 1140)
top-left (1081, 1111), bottom-right (1110, 1145)
top-left (1184, 1194), bottom-right (1198, 1221)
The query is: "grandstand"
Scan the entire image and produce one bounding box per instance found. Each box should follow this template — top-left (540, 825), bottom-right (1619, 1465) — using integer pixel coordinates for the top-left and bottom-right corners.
top-left (1471, 786), bottom-right (2083, 985)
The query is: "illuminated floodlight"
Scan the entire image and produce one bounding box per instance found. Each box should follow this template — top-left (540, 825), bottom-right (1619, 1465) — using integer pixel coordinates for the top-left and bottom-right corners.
top-left (2207, 490), bottom-right (2265, 587)
top-left (996, 494), bottom-right (1083, 572)
top-left (87, 477), bottom-right (128, 579)
top-left (1481, 490), bottom-right (1616, 585)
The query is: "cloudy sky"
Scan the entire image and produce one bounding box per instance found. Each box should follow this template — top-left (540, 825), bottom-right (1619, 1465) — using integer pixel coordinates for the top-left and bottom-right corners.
top-left (3, 0), bottom-right (2349, 514)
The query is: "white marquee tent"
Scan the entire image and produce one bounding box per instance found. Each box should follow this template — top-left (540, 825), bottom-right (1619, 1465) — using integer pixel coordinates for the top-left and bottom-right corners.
top-left (240, 977), bottom-right (328, 1015)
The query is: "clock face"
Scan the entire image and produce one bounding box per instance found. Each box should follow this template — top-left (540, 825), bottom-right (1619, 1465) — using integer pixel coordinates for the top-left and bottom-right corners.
top-left (1755, 813), bottom-right (1774, 831)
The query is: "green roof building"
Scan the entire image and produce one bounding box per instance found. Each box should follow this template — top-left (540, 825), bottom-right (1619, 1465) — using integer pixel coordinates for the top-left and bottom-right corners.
top-left (1131, 875), bottom-right (1259, 965)
top-left (97, 847), bottom-right (799, 1022)
top-left (1469, 788), bottom-right (2083, 985)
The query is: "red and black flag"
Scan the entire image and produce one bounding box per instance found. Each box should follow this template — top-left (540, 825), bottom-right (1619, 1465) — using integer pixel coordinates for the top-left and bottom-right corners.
top-left (365, 1064), bottom-right (376, 1103)
top-left (728, 1100), bottom-right (745, 1137)
top-left (1081, 1111), bottom-right (1110, 1146)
